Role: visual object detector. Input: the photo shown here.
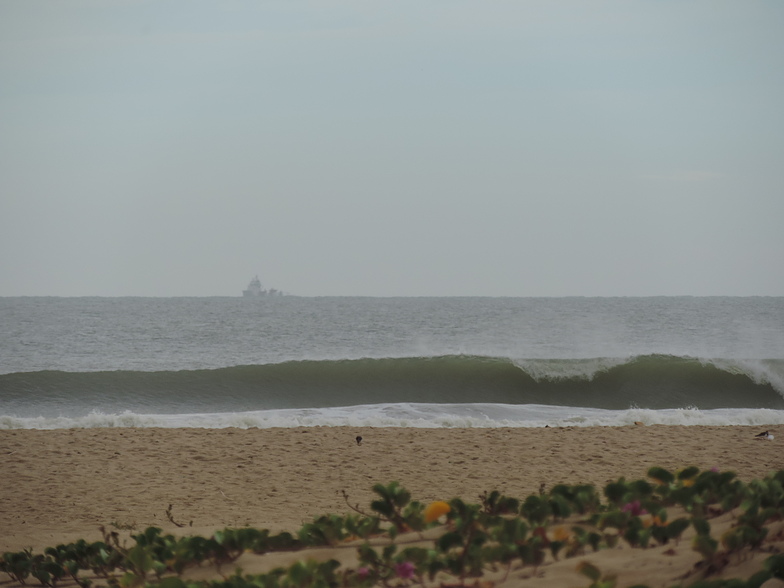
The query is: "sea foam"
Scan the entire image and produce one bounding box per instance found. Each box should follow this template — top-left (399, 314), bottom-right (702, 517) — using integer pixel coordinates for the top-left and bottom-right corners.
top-left (3, 403), bottom-right (784, 430)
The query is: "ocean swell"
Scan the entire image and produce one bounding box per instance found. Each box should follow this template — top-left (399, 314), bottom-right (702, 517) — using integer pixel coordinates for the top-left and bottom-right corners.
top-left (1, 355), bottom-right (782, 420)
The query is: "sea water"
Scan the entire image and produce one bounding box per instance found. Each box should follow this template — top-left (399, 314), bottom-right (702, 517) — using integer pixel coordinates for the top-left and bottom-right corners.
top-left (1, 296), bottom-right (783, 429)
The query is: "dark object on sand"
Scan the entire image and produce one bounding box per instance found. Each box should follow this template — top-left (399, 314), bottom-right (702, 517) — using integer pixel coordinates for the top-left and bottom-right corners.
top-left (356, 435), bottom-right (362, 445)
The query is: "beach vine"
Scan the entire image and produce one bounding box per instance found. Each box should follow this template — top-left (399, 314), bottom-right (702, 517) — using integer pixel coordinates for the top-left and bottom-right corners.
top-left (3, 468), bottom-right (784, 587)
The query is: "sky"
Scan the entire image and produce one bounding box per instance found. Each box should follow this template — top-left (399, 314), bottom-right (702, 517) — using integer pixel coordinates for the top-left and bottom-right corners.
top-left (1, 1), bottom-right (783, 297)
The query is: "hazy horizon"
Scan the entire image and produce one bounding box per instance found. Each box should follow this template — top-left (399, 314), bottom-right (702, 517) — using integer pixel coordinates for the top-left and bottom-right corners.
top-left (2, 1), bottom-right (782, 297)
top-left (2, 293), bottom-right (783, 300)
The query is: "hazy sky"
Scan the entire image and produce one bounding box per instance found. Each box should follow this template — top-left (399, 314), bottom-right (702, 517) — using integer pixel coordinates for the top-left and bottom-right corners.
top-left (1, 1), bottom-right (783, 297)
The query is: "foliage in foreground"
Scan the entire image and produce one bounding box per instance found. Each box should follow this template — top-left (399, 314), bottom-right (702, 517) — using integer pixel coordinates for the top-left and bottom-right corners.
top-left (3, 468), bottom-right (784, 588)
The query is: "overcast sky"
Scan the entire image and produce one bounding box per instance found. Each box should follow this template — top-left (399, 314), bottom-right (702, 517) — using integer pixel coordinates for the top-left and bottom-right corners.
top-left (1, 1), bottom-right (782, 297)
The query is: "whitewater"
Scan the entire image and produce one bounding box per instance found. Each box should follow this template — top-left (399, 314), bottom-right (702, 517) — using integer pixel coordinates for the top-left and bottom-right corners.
top-left (1, 296), bottom-right (783, 429)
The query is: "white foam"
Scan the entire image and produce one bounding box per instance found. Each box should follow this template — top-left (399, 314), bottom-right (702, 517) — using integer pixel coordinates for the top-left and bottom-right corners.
top-left (706, 357), bottom-right (784, 396)
top-left (3, 403), bottom-right (784, 430)
top-left (511, 357), bottom-right (629, 382)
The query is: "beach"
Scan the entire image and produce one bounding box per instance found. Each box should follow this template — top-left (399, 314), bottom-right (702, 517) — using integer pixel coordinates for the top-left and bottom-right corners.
top-left (2, 425), bottom-right (783, 586)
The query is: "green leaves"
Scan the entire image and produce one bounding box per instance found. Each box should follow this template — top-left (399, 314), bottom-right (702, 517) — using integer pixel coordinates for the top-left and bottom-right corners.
top-left (0, 550), bottom-right (68, 588)
top-left (521, 494), bottom-right (551, 524)
top-left (283, 559), bottom-right (340, 588)
top-left (577, 561), bottom-right (601, 582)
top-left (5, 467), bottom-right (784, 588)
top-left (678, 466), bottom-right (701, 481)
top-left (659, 517), bottom-right (690, 544)
top-left (692, 533), bottom-right (719, 560)
top-left (648, 466), bottom-right (675, 486)
top-left (369, 481), bottom-right (423, 533)
top-left (298, 515), bottom-right (347, 547)
top-left (479, 489), bottom-right (519, 515)
top-left (764, 553), bottom-right (784, 579)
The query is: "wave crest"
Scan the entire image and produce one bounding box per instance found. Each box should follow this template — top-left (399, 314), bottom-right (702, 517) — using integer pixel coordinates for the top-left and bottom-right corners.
top-left (1, 355), bottom-right (782, 420)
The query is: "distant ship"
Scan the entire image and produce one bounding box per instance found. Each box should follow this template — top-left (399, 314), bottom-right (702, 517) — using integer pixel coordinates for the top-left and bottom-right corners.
top-left (242, 276), bottom-right (283, 297)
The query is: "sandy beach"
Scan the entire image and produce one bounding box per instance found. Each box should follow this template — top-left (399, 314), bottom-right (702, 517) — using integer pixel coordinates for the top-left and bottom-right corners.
top-left (2, 425), bottom-right (783, 586)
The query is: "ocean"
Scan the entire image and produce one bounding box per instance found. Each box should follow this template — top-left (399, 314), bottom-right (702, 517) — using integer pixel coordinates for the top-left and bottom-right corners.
top-left (1, 296), bottom-right (783, 429)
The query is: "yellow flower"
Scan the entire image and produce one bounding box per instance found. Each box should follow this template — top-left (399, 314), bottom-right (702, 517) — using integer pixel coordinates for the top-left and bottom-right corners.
top-left (682, 479), bottom-right (695, 487)
top-left (424, 501), bottom-right (451, 523)
top-left (552, 525), bottom-right (571, 542)
top-left (641, 514), bottom-right (665, 528)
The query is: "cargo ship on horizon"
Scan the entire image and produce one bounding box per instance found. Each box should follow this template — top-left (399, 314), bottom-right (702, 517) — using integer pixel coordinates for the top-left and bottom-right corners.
top-left (242, 275), bottom-right (284, 297)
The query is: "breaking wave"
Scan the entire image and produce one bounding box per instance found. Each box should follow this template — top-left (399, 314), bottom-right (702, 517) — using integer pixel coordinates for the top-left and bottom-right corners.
top-left (1, 355), bottom-right (782, 418)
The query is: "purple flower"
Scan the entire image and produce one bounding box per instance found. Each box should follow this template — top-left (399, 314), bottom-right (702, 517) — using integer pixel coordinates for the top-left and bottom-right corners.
top-left (621, 500), bottom-right (647, 516)
top-left (710, 467), bottom-right (720, 473)
top-left (395, 561), bottom-right (416, 579)
top-left (356, 567), bottom-right (370, 578)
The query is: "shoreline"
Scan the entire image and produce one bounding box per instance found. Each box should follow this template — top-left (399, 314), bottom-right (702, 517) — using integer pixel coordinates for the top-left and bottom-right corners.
top-left (4, 404), bottom-right (784, 431)
top-left (1, 425), bottom-right (781, 554)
